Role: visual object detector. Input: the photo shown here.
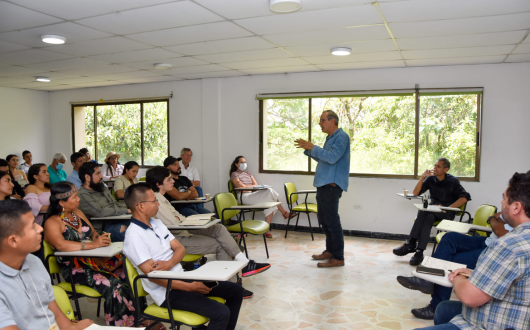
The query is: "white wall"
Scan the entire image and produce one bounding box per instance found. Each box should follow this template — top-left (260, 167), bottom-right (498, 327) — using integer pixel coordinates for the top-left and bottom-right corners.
top-left (46, 62), bottom-right (530, 235)
top-left (0, 86), bottom-right (50, 165)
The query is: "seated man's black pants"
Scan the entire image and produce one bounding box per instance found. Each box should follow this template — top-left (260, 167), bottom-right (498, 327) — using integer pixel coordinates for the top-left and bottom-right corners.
top-left (410, 210), bottom-right (454, 250)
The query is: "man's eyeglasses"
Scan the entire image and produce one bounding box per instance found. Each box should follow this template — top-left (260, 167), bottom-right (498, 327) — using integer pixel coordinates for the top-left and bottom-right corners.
top-left (319, 118), bottom-right (328, 123)
top-left (137, 198), bottom-right (158, 207)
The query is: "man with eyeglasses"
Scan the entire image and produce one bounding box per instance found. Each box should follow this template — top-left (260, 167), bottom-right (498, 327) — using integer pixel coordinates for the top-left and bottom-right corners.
top-left (295, 110), bottom-right (350, 268)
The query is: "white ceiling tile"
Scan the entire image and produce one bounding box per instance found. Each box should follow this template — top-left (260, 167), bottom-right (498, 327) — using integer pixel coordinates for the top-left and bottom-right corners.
top-left (263, 25), bottom-right (391, 47)
top-left (0, 2), bottom-right (63, 33)
top-left (406, 56), bottom-right (505, 67)
top-left (402, 45), bottom-right (515, 60)
top-left (235, 5), bottom-right (381, 36)
top-left (513, 43), bottom-right (530, 54)
top-left (115, 76), bottom-right (183, 83)
top-left (76, 2), bottom-right (223, 35)
top-left (163, 36), bottom-right (275, 55)
top-left (0, 49), bottom-right (72, 65)
top-left (69, 81), bottom-right (131, 87)
top-left (284, 40), bottom-right (397, 57)
top-left (397, 31), bottom-right (528, 50)
top-left (303, 51), bottom-right (402, 65)
top-left (0, 65), bottom-right (48, 77)
top-left (524, 35), bottom-right (530, 44)
top-left (86, 48), bottom-right (182, 64)
top-left (172, 71), bottom-right (248, 79)
top-left (50, 76), bottom-right (113, 84)
top-left (0, 23), bottom-right (113, 48)
top-left (15, 71), bottom-right (81, 81)
top-left (0, 76), bottom-right (32, 85)
top-left (157, 64), bottom-right (229, 75)
top-left (91, 70), bottom-right (159, 80)
top-left (0, 40), bottom-right (31, 54)
top-left (504, 53), bottom-right (530, 62)
top-left (238, 65), bottom-right (321, 75)
top-left (194, 48), bottom-right (291, 63)
top-left (381, 0), bottom-right (530, 23)
top-left (8, 81), bottom-right (64, 89)
top-left (221, 58), bottom-right (310, 70)
top-left (390, 13), bottom-right (530, 39)
top-left (58, 65), bottom-right (137, 76)
top-left (316, 60), bottom-right (405, 71)
top-left (121, 57), bottom-right (209, 70)
top-left (11, 0), bottom-right (175, 20)
top-left (50, 37), bottom-right (151, 57)
top-left (30, 85), bottom-right (85, 91)
top-left (24, 58), bottom-right (109, 71)
top-left (126, 22), bottom-right (254, 47)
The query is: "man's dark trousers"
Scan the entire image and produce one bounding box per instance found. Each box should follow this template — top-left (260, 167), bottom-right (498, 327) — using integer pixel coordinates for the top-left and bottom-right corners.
top-left (316, 184), bottom-right (344, 261)
top-left (410, 210), bottom-right (455, 250)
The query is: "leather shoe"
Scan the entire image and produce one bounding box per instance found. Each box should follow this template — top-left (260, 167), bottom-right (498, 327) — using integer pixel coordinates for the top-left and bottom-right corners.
top-left (312, 251), bottom-right (332, 260)
top-left (393, 240), bottom-right (417, 256)
top-left (409, 251), bottom-right (424, 266)
top-left (317, 258), bottom-right (345, 268)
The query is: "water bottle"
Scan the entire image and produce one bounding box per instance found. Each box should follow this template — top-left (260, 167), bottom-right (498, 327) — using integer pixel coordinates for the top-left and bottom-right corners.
top-left (423, 195), bottom-right (429, 209)
top-left (193, 260), bottom-right (201, 269)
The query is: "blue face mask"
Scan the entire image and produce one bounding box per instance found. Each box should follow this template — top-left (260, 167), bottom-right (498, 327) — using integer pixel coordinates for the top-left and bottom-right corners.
top-left (56, 163), bottom-right (64, 171)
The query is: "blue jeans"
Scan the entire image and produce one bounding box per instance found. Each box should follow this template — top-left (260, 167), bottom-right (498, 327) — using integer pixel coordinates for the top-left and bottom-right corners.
top-left (180, 204), bottom-right (212, 217)
top-left (430, 232), bottom-right (487, 308)
top-left (414, 301), bottom-right (462, 329)
top-left (316, 184), bottom-right (344, 260)
top-left (195, 186), bottom-right (204, 197)
top-left (103, 221), bottom-right (130, 242)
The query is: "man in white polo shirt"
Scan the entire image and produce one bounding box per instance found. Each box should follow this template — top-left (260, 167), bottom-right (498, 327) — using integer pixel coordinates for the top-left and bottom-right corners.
top-left (123, 183), bottom-right (243, 330)
top-left (179, 148), bottom-right (200, 187)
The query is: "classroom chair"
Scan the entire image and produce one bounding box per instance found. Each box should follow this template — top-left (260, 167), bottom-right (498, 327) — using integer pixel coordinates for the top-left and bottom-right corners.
top-left (53, 285), bottom-right (76, 322)
top-left (284, 182), bottom-right (320, 241)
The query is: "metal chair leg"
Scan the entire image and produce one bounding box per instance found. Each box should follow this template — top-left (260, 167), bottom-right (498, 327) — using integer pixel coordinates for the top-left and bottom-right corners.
top-left (263, 234), bottom-right (269, 258)
top-left (241, 231), bottom-right (249, 259)
top-left (294, 213), bottom-right (300, 232)
top-left (307, 213), bottom-right (314, 241)
top-left (284, 213), bottom-right (294, 238)
top-left (97, 297), bottom-right (102, 317)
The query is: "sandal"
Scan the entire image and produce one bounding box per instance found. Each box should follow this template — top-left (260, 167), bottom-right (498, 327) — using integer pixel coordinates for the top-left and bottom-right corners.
top-left (282, 211), bottom-right (296, 219)
top-left (266, 233), bottom-right (273, 238)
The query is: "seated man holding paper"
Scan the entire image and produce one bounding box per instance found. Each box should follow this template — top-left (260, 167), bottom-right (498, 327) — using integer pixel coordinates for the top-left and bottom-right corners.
top-left (415, 172), bottom-right (530, 330)
top-left (397, 212), bottom-right (512, 320)
top-left (393, 158), bottom-right (471, 266)
top-left (123, 183), bottom-right (244, 330)
top-left (0, 199), bottom-right (95, 330)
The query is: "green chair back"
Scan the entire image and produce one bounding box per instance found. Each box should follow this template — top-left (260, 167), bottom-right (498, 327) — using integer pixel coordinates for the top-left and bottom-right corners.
top-left (125, 258), bottom-right (149, 298)
top-left (284, 182), bottom-right (298, 205)
top-left (139, 176), bottom-right (146, 182)
top-left (214, 193), bottom-right (240, 225)
top-left (53, 286), bottom-right (75, 321)
top-left (43, 239), bottom-right (61, 275)
top-left (111, 189), bottom-right (118, 201)
top-left (473, 204), bottom-right (497, 237)
top-left (228, 180), bottom-right (237, 200)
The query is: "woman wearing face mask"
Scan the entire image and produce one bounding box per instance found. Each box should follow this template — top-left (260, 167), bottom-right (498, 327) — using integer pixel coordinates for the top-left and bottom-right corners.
top-left (0, 170), bottom-right (15, 200)
top-left (113, 161), bottom-right (139, 199)
top-left (101, 152), bottom-right (124, 187)
top-left (24, 164), bottom-right (52, 225)
top-left (230, 156), bottom-right (295, 238)
top-left (6, 154), bottom-right (28, 187)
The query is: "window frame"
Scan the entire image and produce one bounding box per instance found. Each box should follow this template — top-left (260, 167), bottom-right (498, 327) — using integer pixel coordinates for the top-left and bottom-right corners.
top-left (71, 99), bottom-right (170, 168)
top-left (259, 88), bottom-right (482, 181)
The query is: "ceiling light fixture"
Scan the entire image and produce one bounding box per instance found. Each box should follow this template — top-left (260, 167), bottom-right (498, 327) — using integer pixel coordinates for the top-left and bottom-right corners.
top-left (269, 0), bottom-right (302, 13)
top-left (41, 34), bottom-right (67, 44)
top-left (36, 76), bottom-right (51, 82)
top-left (154, 63), bottom-right (172, 70)
top-left (331, 47), bottom-right (352, 56)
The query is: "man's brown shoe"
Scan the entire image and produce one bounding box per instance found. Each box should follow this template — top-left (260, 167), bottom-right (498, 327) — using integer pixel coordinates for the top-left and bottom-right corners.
top-left (312, 251), bottom-right (332, 260)
top-left (317, 258), bottom-right (345, 268)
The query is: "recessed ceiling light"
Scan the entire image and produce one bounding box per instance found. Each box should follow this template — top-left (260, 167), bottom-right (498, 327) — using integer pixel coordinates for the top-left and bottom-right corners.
top-left (41, 34), bottom-right (67, 44)
top-left (269, 0), bottom-right (302, 13)
top-left (36, 76), bottom-right (51, 82)
top-left (154, 63), bottom-right (172, 70)
top-left (331, 47), bottom-right (352, 56)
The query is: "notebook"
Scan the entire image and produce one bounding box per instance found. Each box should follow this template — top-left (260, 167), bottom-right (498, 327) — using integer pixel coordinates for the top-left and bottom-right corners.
top-left (422, 256), bottom-right (466, 273)
top-left (180, 213), bottom-right (216, 226)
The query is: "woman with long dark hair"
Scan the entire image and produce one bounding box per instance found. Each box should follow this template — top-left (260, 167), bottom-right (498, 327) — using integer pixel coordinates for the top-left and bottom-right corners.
top-left (113, 161), bottom-right (139, 199)
top-left (0, 170), bottom-right (14, 200)
top-left (6, 154), bottom-right (28, 187)
top-left (230, 156), bottom-right (294, 238)
top-left (24, 163), bottom-right (52, 225)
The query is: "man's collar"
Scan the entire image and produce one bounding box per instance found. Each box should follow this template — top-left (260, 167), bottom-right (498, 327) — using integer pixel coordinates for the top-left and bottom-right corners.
top-left (130, 217), bottom-right (154, 229)
top-left (327, 127), bottom-right (342, 138)
top-left (0, 257), bottom-right (30, 277)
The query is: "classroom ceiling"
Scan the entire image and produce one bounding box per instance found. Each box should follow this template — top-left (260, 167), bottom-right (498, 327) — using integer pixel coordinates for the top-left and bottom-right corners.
top-left (0, 0), bottom-right (529, 91)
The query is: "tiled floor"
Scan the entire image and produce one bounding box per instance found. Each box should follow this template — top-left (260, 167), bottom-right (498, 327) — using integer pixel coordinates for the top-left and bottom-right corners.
top-left (79, 230), bottom-right (437, 329)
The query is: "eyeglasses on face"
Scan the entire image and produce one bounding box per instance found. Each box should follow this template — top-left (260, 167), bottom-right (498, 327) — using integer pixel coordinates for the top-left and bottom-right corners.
top-left (137, 198), bottom-right (158, 207)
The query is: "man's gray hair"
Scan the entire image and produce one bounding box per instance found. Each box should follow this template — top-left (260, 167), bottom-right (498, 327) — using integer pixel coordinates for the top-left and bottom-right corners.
top-left (437, 157), bottom-right (451, 169)
top-left (324, 110), bottom-right (339, 126)
top-left (53, 152), bottom-right (67, 161)
top-left (180, 148), bottom-right (192, 156)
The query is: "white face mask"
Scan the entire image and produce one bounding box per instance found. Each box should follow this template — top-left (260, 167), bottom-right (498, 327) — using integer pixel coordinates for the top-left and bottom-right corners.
top-left (239, 163), bottom-right (247, 171)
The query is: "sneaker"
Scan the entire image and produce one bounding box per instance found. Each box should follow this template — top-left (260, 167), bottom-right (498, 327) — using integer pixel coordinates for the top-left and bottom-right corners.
top-left (243, 289), bottom-right (253, 299)
top-left (242, 260), bottom-right (271, 277)
top-left (396, 276), bottom-right (434, 294)
top-left (393, 240), bottom-right (417, 256)
top-left (411, 304), bottom-right (435, 320)
top-left (409, 251), bottom-right (424, 266)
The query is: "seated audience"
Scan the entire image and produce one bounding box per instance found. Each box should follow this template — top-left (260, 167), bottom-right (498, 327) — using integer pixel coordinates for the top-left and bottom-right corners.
top-left (416, 172), bottom-right (530, 330)
top-left (123, 183), bottom-right (244, 330)
top-left (101, 152), bottom-right (124, 182)
top-left (66, 152), bottom-right (85, 189)
top-left (48, 152), bottom-right (68, 184)
top-left (24, 163), bottom-right (51, 225)
top-left (180, 148), bottom-right (201, 187)
top-left (0, 171), bottom-right (14, 201)
top-left (393, 158), bottom-right (471, 265)
top-left (398, 212), bottom-right (512, 320)
top-left (78, 148), bottom-right (98, 164)
top-left (0, 199), bottom-right (95, 330)
top-left (18, 150), bottom-right (32, 175)
top-left (77, 162), bottom-right (130, 241)
top-left (0, 159), bottom-right (24, 199)
top-left (163, 156), bottom-right (211, 217)
top-left (44, 182), bottom-right (139, 327)
top-left (230, 156), bottom-right (294, 238)
top-left (113, 161), bottom-right (139, 199)
top-left (6, 154), bottom-right (28, 187)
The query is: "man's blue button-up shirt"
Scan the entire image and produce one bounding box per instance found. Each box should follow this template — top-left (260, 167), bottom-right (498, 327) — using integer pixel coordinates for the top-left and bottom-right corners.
top-left (66, 169), bottom-right (82, 189)
top-left (304, 128), bottom-right (350, 192)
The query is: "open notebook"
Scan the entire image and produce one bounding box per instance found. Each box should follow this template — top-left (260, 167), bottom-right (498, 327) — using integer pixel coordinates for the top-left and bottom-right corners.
top-left (180, 213), bottom-right (216, 226)
top-left (86, 325), bottom-right (144, 330)
top-left (422, 256), bottom-right (466, 273)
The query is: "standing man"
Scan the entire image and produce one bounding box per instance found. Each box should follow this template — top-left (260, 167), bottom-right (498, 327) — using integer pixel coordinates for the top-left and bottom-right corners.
top-left (48, 152), bottom-right (68, 184)
top-left (18, 150), bottom-right (32, 175)
top-left (295, 110), bottom-right (350, 268)
top-left (66, 152), bottom-right (85, 188)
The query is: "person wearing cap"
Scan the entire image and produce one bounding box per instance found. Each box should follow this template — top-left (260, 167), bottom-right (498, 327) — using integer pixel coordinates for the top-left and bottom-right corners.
top-left (101, 152), bottom-right (124, 182)
top-left (163, 156), bottom-right (211, 217)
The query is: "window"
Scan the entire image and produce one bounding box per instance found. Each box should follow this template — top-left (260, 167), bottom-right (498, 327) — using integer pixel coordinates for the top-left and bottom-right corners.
top-left (259, 89), bottom-right (482, 181)
top-left (72, 100), bottom-right (169, 166)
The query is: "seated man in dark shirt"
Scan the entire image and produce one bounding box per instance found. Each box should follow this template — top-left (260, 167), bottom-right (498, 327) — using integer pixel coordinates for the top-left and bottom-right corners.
top-left (394, 158), bottom-right (471, 265)
top-left (163, 156), bottom-right (211, 217)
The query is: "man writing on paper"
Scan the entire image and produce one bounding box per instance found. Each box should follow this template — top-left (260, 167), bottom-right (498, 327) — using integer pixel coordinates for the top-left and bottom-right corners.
top-left (295, 110), bottom-right (350, 268)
